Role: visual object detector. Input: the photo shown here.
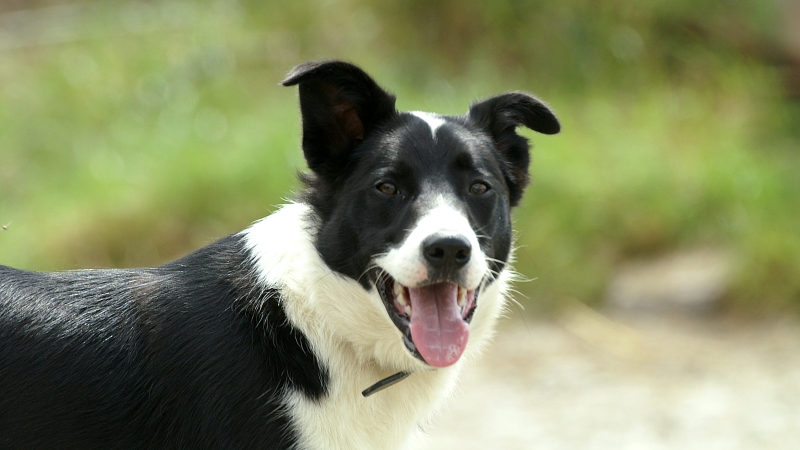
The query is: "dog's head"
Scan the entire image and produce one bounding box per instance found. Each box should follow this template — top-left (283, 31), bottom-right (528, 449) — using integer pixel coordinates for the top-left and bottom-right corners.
top-left (283, 61), bottom-right (558, 369)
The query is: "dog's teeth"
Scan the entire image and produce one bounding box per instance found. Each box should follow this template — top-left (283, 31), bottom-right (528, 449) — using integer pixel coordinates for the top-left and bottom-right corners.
top-left (394, 282), bottom-right (408, 306)
top-left (404, 306), bottom-right (412, 317)
top-left (457, 286), bottom-right (466, 307)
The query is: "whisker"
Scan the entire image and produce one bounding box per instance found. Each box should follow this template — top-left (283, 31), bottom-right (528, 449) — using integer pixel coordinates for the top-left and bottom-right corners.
top-left (483, 256), bottom-right (506, 265)
top-left (356, 251), bottom-right (391, 283)
top-left (357, 263), bottom-right (381, 283)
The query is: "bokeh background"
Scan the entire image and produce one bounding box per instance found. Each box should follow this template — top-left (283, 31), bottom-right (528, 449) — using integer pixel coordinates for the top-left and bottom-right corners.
top-left (2, 0), bottom-right (800, 448)
top-left (2, 0), bottom-right (799, 314)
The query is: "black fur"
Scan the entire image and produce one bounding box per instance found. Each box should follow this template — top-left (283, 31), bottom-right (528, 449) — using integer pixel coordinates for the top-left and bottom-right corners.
top-left (0, 235), bottom-right (326, 449)
top-left (0, 60), bottom-right (558, 448)
top-left (284, 62), bottom-right (558, 289)
top-left (468, 92), bottom-right (560, 207)
top-left (282, 60), bottom-right (397, 182)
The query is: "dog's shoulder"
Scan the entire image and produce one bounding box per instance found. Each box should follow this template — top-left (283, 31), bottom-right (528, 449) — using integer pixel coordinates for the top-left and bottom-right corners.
top-left (0, 228), bottom-right (327, 449)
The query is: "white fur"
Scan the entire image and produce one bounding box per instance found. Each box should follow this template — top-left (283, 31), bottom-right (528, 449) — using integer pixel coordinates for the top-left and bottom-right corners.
top-left (242, 203), bottom-right (510, 450)
top-left (410, 111), bottom-right (446, 138)
top-left (375, 195), bottom-right (487, 290)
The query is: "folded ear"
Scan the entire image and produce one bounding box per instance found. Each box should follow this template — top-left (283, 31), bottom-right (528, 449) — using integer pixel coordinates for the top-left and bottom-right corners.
top-left (282, 60), bottom-right (397, 178)
top-left (468, 92), bottom-right (560, 207)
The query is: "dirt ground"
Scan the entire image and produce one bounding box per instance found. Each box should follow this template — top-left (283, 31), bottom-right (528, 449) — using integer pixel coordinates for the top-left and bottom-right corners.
top-left (420, 310), bottom-right (800, 449)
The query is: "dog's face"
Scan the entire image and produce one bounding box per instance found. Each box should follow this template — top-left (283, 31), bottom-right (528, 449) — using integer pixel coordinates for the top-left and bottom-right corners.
top-left (283, 61), bottom-right (559, 369)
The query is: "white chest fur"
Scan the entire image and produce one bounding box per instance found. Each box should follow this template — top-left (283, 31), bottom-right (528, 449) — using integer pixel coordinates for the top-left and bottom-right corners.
top-left (242, 203), bottom-right (510, 449)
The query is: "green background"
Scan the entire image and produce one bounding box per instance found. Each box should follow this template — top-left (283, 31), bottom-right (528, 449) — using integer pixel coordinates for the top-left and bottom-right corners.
top-left (1, 0), bottom-right (798, 314)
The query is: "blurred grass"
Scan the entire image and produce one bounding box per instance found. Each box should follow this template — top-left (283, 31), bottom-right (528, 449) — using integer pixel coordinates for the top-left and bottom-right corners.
top-left (1, 0), bottom-right (798, 314)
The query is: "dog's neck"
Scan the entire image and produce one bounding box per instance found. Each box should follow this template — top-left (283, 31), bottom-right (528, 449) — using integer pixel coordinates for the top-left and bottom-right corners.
top-left (242, 203), bottom-right (510, 449)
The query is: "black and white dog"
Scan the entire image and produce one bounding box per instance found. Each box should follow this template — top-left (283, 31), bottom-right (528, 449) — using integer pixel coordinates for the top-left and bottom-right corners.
top-left (0, 61), bottom-right (559, 449)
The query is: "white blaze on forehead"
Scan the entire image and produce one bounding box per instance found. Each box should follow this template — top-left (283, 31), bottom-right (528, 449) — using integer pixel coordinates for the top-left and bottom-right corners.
top-left (410, 111), bottom-right (446, 138)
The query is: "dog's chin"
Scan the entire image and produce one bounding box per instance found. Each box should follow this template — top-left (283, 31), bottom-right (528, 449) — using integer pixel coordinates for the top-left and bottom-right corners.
top-left (376, 272), bottom-right (479, 368)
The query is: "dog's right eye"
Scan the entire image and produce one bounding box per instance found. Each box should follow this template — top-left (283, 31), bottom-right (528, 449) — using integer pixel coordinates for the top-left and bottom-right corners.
top-left (377, 182), bottom-right (398, 195)
top-left (469, 182), bottom-right (489, 195)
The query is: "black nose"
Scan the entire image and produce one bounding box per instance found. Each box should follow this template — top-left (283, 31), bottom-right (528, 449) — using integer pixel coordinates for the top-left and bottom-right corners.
top-left (422, 234), bottom-right (472, 269)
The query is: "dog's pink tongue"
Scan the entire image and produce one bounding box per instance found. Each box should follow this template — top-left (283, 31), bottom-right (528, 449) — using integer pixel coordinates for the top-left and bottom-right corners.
top-left (408, 282), bottom-right (469, 368)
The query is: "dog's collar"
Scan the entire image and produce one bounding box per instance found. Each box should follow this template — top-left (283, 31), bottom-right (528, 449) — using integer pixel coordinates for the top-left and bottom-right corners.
top-left (361, 371), bottom-right (412, 397)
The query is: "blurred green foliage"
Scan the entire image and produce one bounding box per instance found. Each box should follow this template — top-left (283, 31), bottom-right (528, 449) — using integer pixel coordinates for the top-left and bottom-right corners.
top-left (1, 0), bottom-right (798, 313)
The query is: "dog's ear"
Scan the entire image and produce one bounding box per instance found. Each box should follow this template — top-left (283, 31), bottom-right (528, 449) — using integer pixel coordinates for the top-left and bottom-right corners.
top-left (282, 60), bottom-right (397, 178)
top-left (468, 92), bottom-right (559, 207)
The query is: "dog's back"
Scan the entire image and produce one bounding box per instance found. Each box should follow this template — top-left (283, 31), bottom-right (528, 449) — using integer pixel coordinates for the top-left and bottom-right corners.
top-left (0, 235), bottom-right (324, 449)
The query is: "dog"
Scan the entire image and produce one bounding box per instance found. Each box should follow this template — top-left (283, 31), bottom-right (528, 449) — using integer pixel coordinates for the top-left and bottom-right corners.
top-left (0, 60), bottom-right (559, 449)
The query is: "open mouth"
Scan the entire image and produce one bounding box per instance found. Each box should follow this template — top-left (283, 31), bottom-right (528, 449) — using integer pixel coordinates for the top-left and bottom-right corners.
top-left (377, 273), bottom-right (478, 368)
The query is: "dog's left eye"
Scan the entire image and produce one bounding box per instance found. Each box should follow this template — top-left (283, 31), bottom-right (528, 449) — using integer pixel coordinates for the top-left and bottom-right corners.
top-left (377, 182), bottom-right (398, 195)
top-left (469, 182), bottom-right (489, 195)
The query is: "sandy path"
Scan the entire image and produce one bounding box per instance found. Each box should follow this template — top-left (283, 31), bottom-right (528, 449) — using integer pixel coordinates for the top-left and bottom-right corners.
top-left (420, 312), bottom-right (800, 449)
